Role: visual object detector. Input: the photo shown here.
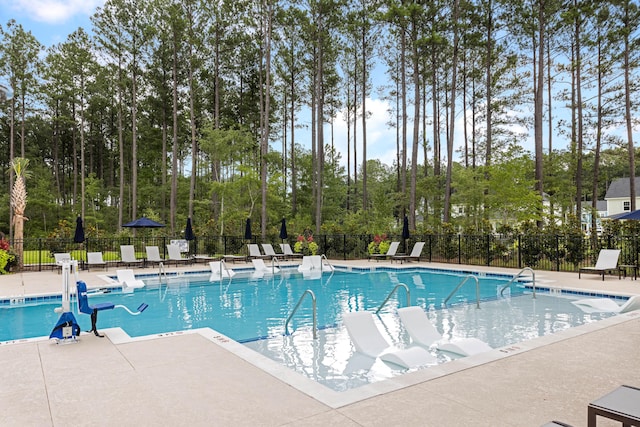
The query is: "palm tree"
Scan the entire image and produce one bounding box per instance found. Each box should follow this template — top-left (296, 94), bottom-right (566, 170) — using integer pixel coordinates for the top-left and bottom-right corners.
top-left (10, 157), bottom-right (29, 270)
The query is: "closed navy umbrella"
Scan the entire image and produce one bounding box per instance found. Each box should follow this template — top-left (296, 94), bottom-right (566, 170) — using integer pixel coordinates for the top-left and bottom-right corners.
top-left (185, 217), bottom-right (195, 241)
top-left (73, 217), bottom-right (85, 243)
top-left (279, 218), bottom-right (288, 240)
top-left (244, 218), bottom-right (252, 240)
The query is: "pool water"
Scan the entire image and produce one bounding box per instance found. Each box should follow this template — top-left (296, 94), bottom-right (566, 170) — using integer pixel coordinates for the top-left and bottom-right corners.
top-left (0, 267), bottom-right (618, 391)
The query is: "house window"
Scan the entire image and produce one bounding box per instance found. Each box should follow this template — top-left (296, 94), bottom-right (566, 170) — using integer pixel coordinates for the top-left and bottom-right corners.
top-left (624, 201), bottom-right (631, 211)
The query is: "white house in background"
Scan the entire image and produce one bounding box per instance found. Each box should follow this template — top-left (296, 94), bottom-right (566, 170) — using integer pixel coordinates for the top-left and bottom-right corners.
top-left (582, 200), bottom-right (608, 234)
top-left (604, 177), bottom-right (640, 216)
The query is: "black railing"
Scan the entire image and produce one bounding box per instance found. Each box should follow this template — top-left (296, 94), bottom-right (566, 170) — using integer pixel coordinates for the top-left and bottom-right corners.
top-left (8, 233), bottom-right (639, 273)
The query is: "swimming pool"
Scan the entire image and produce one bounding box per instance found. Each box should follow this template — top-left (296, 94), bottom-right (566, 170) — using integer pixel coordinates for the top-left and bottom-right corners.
top-left (0, 267), bottom-right (620, 391)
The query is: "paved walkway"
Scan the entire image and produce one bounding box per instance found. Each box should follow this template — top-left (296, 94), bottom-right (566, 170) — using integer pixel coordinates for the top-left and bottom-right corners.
top-left (1, 261), bottom-right (639, 426)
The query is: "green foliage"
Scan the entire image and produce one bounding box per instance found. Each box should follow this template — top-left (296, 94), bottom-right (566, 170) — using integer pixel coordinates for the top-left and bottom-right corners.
top-left (368, 234), bottom-right (390, 255)
top-left (293, 234), bottom-right (319, 255)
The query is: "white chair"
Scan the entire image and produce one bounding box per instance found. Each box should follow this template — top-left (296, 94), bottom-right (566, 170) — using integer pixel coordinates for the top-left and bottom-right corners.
top-left (397, 306), bottom-right (492, 357)
top-left (571, 295), bottom-right (640, 314)
top-left (116, 269), bottom-right (145, 293)
top-left (119, 245), bottom-right (143, 267)
top-left (342, 311), bottom-right (436, 369)
top-left (87, 252), bottom-right (108, 271)
top-left (369, 241), bottom-right (400, 262)
top-left (392, 242), bottom-right (425, 264)
top-left (251, 258), bottom-right (280, 274)
top-left (298, 255), bottom-right (322, 272)
top-left (145, 246), bottom-right (163, 266)
top-left (578, 249), bottom-right (621, 280)
top-left (209, 261), bottom-right (235, 281)
top-left (167, 244), bottom-right (191, 266)
top-left (261, 243), bottom-right (279, 259)
top-left (54, 253), bottom-right (71, 274)
top-left (248, 244), bottom-right (269, 260)
top-left (280, 243), bottom-right (303, 259)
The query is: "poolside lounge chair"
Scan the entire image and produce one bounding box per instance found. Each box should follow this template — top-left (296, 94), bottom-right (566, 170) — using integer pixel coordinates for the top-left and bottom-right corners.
top-left (252, 258), bottom-right (280, 274)
top-left (248, 244), bottom-right (270, 260)
top-left (261, 243), bottom-right (279, 259)
top-left (145, 246), bottom-right (164, 266)
top-left (298, 255), bottom-right (322, 271)
top-left (392, 242), bottom-right (425, 264)
top-left (116, 269), bottom-right (145, 293)
top-left (397, 306), bottom-right (492, 357)
top-left (280, 243), bottom-right (303, 260)
top-left (571, 295), bottom-right (640, 314)
top-left (342, 311), bottom-right (436, 369)
top-left (369, 241), bottom-right (400, 262)
top-left (54, 253), bottom-right (72, 273)
top-left (87, 252), bottom-right (108, 271)
top-left (166, 244), bottom-right (192, 266)
top-left (119, 245), bottom-right (143, 267)
top-left (579, 249), bottom-right (621, 280)
top-left (209, 261), bottom-right (235, 281)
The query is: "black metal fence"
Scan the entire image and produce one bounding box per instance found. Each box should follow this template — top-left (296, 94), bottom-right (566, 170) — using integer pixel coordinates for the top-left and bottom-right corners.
top-left (10, 233), bottom-right (639, 273)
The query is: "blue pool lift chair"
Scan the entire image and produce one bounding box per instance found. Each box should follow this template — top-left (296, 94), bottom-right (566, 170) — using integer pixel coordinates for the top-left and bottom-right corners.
top-left (76, 281), bottom-right (148, 337)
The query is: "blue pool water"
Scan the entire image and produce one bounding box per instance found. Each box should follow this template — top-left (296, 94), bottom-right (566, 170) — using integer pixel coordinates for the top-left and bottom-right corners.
top-left (0, 267), bottom-right (620, 391)
top-left (1, 268), bottom-right (527, 343)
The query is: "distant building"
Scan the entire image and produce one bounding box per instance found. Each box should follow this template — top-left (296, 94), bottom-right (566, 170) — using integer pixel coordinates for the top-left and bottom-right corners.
top-left (604, 177), bottom-right (640, 215)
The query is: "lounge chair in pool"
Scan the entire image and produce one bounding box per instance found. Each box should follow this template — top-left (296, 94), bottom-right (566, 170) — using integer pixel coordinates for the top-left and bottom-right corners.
top-left (369, 241), bottom-right (400, 262)
top-left (571, 295), bottom-right (640, 314)
top-left (261, 243), bottom-right (279, 259)
top-left (166, 244), bottom-right (192, 266)
top-left (87, 252), bottom-right (108, 271)
top-left (248, 244), bottom-right (270, 260)
top-left (145, 246), bottom-right (163, 266)
top-left (342, 311), bottom-right (436, 369)
top-left (578, 249), bottom-right (621, 280)
top-left (251, 258), bottom-right (280, 274)
top-left (397, 306), bottom-right (492, 357)
top-left (280, 243), bottom-right (303, 260)
top-left (298, 255), bottom-right (323, 271)
top-left (209, 261), bottom-right (235, 281)
top-left (392, 242), bottom-right (425, 264)
top-left (116, 269), bottom-right (145, 292)
top-left (119, 245), bottom-right (143, 267)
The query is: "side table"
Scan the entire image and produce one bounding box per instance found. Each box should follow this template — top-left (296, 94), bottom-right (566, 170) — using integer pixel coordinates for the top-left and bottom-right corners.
top-left (588, 384), bottom-right (640, 426)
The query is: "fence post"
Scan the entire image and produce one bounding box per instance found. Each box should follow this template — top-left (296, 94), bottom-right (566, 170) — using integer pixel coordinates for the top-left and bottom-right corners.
top-left (556, 235), bottom-right (560, 271)
top-left (38, 237), bottom-right (43, 271)
top-left (458, 235), bottom-right (461, 264)
top-left (518, 235), bottom-right (522, 269)
top-left (486, 235), bottom-right (491, 267)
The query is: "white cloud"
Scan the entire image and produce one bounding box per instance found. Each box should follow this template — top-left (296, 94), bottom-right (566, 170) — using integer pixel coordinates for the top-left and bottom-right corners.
top-left (3, 0), bottom-right (104, 24)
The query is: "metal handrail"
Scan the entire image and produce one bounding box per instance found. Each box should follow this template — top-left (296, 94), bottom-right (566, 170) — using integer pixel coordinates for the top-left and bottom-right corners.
top-left (158, 262), bottom-right (166, 284)
top-left (320, 254), bottom-right (334, 271)
top-left (284, 289), bottom-right (317, 339)
top-left (499, 267), bottom-right (536, 298)
top-left (271, 257), bottom-right (282, 274)
top-left (444, 275), bottom-right (481, 308)
top-left (375, 283), bottom-right (410, 314)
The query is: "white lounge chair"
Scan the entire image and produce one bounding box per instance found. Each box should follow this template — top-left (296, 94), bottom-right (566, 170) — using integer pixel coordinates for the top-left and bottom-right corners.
top-left (571, 295), bottom-right (640, 314)
top-left (87, 252), bottom-right (108, 271)
top-left (119, 245), bottom-right (143, 267)
top-left (145, 246), bottom-right (163, 266)
top-left (54, 253), bottom-right (71, 273)
top-left (209, 261), bottom-right (235, 281)
top-left (261, 243), bottom-right (279, 259)
top-left (251, 258), bottom-right (280, 274)
top-left (342, 311), bottom-right (436, 369)
top-left (579, 249), bottom-right (621, 280)
top-left (280, 243), bottom-right (303, 260)
top-left (369, 241), bottom-right (400, 262)
top-left (167, 244), bottom-right (191, 266)
top-left (397, 306), bottom-right (492, 357)
top-left (116, 269), bottom-right (145, 292)
top-left (298, 255), bottom-right (322, 272)
top-left (248, 244), bottom-right (269, 260)
top-left (392, 242), bottom-right (425, 264)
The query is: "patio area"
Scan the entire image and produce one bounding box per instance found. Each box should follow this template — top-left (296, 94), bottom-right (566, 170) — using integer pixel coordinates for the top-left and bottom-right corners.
top-left (1, 261), bottom-right (639, 426)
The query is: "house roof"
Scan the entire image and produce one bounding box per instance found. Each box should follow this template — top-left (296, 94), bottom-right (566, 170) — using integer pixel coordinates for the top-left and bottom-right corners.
top-left (597, 200), bottom-right (607, 211)
top-left (604, 177), bottom-right (640, 199)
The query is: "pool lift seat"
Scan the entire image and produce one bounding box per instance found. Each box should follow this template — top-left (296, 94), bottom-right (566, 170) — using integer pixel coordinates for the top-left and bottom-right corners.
top-left (76, 281), bottom-right (148, 337)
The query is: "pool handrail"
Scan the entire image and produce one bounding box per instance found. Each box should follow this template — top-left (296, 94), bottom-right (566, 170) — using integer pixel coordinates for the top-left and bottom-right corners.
top-left (270, 257), bottom-right (282, 274)
top-left (499, 267), bottom-right (536, 299)
top-left (375, 283), bottom-right (410, 314)
top-left (444, 275), bottom-right (480, 309)
top-left (284, 289), bottom-right (317, 339)
top-left (320, 254), bottom-right (334, 271)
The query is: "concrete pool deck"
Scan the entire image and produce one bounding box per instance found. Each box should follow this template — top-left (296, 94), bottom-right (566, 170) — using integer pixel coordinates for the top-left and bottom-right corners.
top-left (1, 261), bottom-right (639, 426)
